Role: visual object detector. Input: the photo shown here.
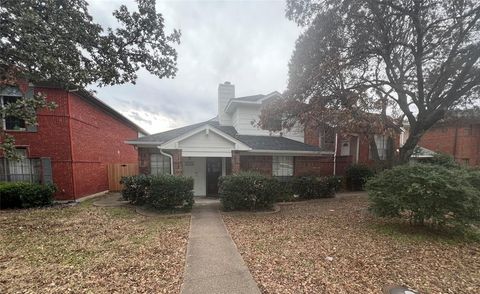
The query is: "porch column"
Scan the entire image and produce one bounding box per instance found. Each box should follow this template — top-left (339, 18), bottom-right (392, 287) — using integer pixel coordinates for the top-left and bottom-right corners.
top-left (231, 150), bottom-right (241, 174)
top-left (171, 149), bottom-right (183, 175)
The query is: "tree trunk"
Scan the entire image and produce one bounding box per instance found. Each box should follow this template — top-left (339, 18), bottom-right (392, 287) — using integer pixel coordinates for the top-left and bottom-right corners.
top-left (399, 129), bottom-right (423, 164)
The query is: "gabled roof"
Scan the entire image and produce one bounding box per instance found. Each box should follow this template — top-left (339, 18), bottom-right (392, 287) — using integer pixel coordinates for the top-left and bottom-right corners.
top-left (127, 120), bottom-right (326, 153)
top-left (224, 91), bottom-right (282, 114)
top-left (33, 81), bottom-right (149, 135)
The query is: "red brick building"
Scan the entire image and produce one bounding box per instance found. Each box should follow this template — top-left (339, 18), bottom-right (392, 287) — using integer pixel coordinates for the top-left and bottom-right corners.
top-left (0, 82), bottom-right (146, 200)
top-left (418, 112), bottom-right (480, 166)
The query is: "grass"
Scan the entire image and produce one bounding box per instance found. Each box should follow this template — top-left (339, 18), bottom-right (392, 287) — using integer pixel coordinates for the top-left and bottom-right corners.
top-left (0, 199), bottom-right (190, 293)
top-left (223, 195), bottom-right (480, 294)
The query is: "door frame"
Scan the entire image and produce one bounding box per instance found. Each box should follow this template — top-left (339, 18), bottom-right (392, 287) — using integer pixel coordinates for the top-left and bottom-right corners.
top-left (206, 157), bottom-right (223, 196)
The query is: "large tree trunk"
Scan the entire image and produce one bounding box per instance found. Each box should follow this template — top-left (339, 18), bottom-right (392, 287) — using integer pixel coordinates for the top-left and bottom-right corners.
top-left (399, 128), bottom-right (423, 164)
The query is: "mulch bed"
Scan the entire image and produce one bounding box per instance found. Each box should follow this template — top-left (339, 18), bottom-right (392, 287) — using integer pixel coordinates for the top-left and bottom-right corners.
top-left (0, 200), bottom-right (190, 293)
top-left (223, 195), bottom-right (480, 294)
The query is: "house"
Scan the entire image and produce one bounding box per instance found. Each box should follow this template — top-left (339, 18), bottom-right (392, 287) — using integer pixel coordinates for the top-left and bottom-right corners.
top-left (127, 82), bottom-right (392, 196)
top-left (0, 81), bottom-right (147, 200)
top-left (418, 109), bottom-right (480, 166)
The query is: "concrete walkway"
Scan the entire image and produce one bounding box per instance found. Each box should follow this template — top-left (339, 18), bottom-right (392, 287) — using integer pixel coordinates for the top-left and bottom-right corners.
top-left (181, 198), bottom-right (261, 294)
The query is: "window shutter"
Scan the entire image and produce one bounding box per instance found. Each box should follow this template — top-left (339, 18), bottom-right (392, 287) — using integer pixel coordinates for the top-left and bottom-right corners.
top-left (41, 157), bottom-right (53, 184)
top-left (25, 86), bottom-right (38, 132)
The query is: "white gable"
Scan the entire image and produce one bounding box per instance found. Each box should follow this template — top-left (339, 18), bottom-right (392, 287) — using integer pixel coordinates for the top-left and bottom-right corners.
top-left (160, 124), bottom-right (251, 157)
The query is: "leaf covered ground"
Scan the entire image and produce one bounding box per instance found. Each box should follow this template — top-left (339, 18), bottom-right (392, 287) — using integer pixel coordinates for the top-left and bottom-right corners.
top-left (223, 195), bottom-right (480, 294)
top-left (0, 200), bottom-right (190, 293)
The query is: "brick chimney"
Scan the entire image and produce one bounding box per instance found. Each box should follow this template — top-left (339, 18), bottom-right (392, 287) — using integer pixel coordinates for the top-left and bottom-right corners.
top-left (218, 81), bottom-right (235, 125)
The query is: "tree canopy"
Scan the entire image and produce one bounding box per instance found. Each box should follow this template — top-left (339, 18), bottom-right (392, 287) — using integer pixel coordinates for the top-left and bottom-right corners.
top-left (260, 0), bottom-right (480, 163)
top-left (0, 0), bottom-right (180, 157)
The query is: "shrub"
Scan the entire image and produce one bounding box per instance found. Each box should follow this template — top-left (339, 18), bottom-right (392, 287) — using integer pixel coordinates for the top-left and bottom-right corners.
top-left (121, 174), bottom-right (194, 210)
top-left (422, 153), bottom-right (459, 168)
top-left (149, 175), bottom-right (194, 210)
top-left (291, 176), bottom-right (340, 199)
top-left (219, 172), bottom-right (278, 211)
top-left (366, 164), bottom-right (480, 227)
top-left (346, 164), bottom-right (374, 191)
top-left (0, 182), bottom-right (55, 209)
top-left (120, 174), bottom-right (152, 205)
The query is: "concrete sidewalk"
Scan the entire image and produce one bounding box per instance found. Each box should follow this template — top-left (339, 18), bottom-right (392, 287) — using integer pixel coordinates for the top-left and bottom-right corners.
top-left (180, 198), bottom-right (261, 294)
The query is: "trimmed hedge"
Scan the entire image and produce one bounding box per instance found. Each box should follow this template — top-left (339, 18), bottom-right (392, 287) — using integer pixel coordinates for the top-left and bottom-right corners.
top-left (291, 176), bottom-right (342, 199)
top-left (121, 174), bottom-right (194, 210)
top-left (149, 175), bottom-right (194, 210)
top-left (366, 164), bottom-right (480, 227)
top-left (346, 164), bottom-right (374, 191)
top-left (219, 172), bottom-right (278, 211)
top-left (120, 174), bottom-right (152, 205)
top-left (0, 182), bottom-right (56, 209)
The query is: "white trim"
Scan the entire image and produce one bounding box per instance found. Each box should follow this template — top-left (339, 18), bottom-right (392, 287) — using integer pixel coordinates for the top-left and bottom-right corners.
top-left (224, 91), bottom-right (282, 114)
top-left (244, 149), bottom-right (333, 155)
top-left (161, 124), bottom-right (251, 150)
top-left (333, 133), bottom-right (338, 175)
top-left (158, 148), bottom-right (174, 174)
top-left (356, 136), bottom-right (360, 164)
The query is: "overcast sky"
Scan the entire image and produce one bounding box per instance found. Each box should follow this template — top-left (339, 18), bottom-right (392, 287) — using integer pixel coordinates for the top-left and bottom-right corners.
top-left (89, 0), bottom-right (300, 134)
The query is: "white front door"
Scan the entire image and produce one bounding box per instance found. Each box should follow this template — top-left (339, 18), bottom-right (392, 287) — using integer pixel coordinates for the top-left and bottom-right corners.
top-left (182, 157), bottom-right (206, 196)
top-left (340, 139), bottom-right (350, 156)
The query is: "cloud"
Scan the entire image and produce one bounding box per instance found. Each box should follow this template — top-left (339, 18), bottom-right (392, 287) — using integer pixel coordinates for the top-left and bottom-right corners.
top-left (87, 0), bottom-right (300, 134)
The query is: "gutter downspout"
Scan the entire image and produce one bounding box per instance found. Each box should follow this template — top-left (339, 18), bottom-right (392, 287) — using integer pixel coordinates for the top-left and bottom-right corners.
top-left (157, 147), bottom-right (174, 174)
top-left (333, 132), bottom-right (338, 176)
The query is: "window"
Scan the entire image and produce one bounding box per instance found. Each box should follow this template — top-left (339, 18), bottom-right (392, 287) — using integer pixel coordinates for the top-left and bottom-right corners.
top-left (1, 95), bottom-right (26, 131)
top-left (370, 135), bottom-right (388, 160)
top-left (150, 154), bottom-right (171, 175)
top-left (272, 156), bottom-right (293, 177)
top-left (0, 148), bottom-right (41, 183)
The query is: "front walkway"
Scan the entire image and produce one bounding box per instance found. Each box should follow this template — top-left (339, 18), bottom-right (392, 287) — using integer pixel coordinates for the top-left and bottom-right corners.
top-left (181, 198), bottom-right (261, 294)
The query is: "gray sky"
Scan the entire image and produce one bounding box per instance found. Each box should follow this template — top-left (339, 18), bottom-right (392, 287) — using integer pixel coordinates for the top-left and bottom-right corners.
top-left (89, 0), bottom-right (300, 134)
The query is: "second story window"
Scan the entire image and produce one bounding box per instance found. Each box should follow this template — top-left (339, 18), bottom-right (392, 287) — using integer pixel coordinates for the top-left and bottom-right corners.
top-left (1, 95), bottom-right (26, 131)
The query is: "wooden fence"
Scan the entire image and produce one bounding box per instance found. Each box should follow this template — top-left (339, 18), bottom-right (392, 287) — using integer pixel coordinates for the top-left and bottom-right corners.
top-left (107, 163), bottom-right (139, 191)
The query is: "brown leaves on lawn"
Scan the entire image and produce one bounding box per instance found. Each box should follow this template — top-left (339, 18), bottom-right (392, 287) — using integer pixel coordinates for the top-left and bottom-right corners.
top-left (0, 201), bottom-right (190, 293)
top-left (223, 195), bottom-right (480, 294)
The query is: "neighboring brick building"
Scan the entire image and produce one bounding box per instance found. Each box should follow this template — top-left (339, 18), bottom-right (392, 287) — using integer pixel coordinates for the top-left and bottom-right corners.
top-left (0, 81), bottom-right (146, 200)
top-left (418, 111), bottom-right (480, 166)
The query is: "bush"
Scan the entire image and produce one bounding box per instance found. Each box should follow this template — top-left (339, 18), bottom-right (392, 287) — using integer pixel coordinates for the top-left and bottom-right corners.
top-left (121, 174), bottom-right (194, 210)
top-left (149, 175), bottom-right (194, 210)
top-left (0, 182), bottom-right (56, 209)
top-left (291, 176), bottom-right (341, 199)
top-left (366, 164), bottom-right (480, 227)
top-left (120, 174), bottom-right (152, 205)
top-left (219, 172), bottom-right (278, 211)
top-left (346, 164), bottom-right (374, 190)
top-left (422, 153), bottom-right (459, 168)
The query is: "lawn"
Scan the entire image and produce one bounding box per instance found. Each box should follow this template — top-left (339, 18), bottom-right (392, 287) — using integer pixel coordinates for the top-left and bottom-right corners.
top-left (0, 200), bottom-right (190, 293)
top-left (223, 195), bottom-right (480, 294)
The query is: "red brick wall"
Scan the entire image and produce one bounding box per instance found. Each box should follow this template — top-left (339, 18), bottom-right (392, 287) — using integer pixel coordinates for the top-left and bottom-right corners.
top-left (419, 123), bottom-right (480, 166)
top-left (4, 86), bottom-right (140, 200)
top-left (6, 87), bottom-right (75, 199)
top-left (294, 156), bottom-right (334, 176)
top-left (240, 155), bottom-right (272, 176)
top-left (68, 92), bottom-right (139, 198)
top-left (304, 124), bottom-right (319, 146)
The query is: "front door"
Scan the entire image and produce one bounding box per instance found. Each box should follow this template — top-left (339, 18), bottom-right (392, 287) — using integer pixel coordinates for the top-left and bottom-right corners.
top-left (206, 157), bottom-right (222, 196)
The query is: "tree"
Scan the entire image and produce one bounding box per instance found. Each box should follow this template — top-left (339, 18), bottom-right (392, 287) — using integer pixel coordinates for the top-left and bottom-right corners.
top-left (0, 0), bottom-right (180, 158)
top-left (260, 0), bottom-right (480, 164)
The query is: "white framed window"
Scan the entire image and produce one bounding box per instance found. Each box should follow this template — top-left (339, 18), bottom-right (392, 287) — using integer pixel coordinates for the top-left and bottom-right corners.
top-left (272, 156), bottom-right (294, 177)
top-left (150, 154), bottom-right (171, 175)
top-left (0, 148), bottom-right (41, 183)
top-left (370, 134), bottom-right (388, 160)
top-left (1, 94), bottom-right (27, 131)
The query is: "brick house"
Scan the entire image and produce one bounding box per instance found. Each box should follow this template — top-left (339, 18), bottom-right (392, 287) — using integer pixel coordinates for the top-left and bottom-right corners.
top-left (127, 82), bottom-right (393, 196)
top-left (0, 81), bottom-right (147, 200)
top-left (418, 110), bottom-right (480, 166)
